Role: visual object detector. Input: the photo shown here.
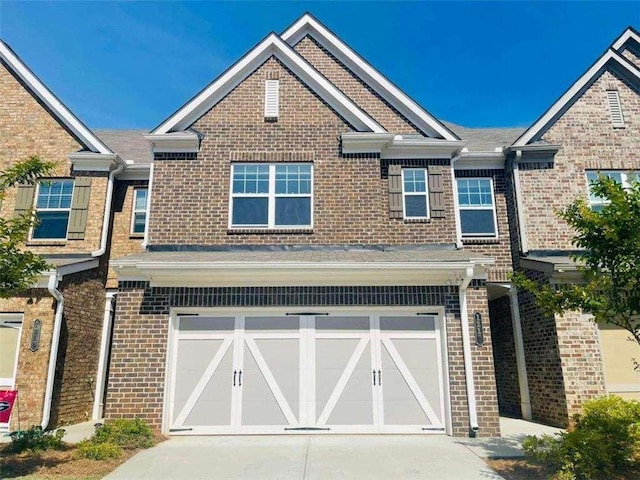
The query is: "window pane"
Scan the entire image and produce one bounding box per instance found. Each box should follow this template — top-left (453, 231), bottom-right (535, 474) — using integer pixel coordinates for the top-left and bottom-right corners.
top-left (37, 180), bottom-right (73, 209)
top-left (232, 197), bottom-right (268, 226)
top-left (275, 197), bottom-right (311, 226)
top-left (233, 165), bottom-right (269, 194)
top-left (457, 179), bottom-right (493, 207)
top-left (133, 212), bottom-right (146, 233)
top-left (461, 210), bottom-right (495, 236)
top-left (405, 195), bottom-right (427, 217)
top-left (135, 189), bottom-right (148, 211)
top-left (33, 211), bottom-right (70, 239)
top-left (403, 169), bottom-right (426, 194)
top-left (275, 164), bottom-right (312, 194)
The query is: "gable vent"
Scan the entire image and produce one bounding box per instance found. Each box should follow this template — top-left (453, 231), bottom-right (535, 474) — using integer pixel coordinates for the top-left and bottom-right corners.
top-left (264, 80), bottom-right (279, 120)
top-left (606, 90), bottom-right (625, 127)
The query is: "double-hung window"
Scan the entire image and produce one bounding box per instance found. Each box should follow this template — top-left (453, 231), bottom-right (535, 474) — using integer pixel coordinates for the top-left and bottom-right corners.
top-left (456, 178), bottom-right (497, 238)
top-left (230, 163), bottom-right (312, 228)
top-left (131, 188), bottom-right (148, 234)
top-left (402, 168), bottom-right (429, 219)
top-left (586, 170), bottom-right (639, 212)
top-left (32, 179), bottom-right (74, 240)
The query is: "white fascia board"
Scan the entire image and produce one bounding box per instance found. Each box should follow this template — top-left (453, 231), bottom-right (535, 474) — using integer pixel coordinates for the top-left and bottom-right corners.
top-left (0, 41), bottom-right (112, 155)
top-left (152, 33), bottom-right (384, 135)
top-left (281, 14), bottom-right (459, 141)
top-left (117, 163), bottom-right (151, 181)
top-left (342, 132), bottom-right (464, 158)
top-left (612, 27), bottom-right (640, 52)
top-left (454, 151), bottom-right (505, 170)
top-left (34, 259), bottom-right (100, 288)
top-left (513, 49), bottom-right (640, 147)
top-left (144, 132), bottom-right (201, 153)
top-left (112, 259), bottom-right (493, 287)
top-left (67, 152), bottom-right (121, 172)
top-left (341, 132), bottom-right (395, 153)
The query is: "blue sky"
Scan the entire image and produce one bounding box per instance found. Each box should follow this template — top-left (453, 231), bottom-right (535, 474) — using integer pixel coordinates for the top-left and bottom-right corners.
top-left (1, 2), bottom-right (638, 129)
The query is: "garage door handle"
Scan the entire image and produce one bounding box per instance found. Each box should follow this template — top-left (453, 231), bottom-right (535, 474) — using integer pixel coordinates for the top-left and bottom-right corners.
top-left (372, 370), bottom-right (376, 386)
top-left (233, 370), bottom-right (237, 386)
top-left (238, 370), bottom-right (242, 386)
top-left (378, 370), bottom-right (382, 386)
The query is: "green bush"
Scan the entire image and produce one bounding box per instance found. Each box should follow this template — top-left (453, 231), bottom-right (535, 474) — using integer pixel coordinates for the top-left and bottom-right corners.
top-left (523, 395), bottom-right (640, 479)
top-left (75, 439), bottom-right (123, 460)
top-left (92, 418), bottom-right (155, 450)
top-left (6, 426), bottom-right (66, 453)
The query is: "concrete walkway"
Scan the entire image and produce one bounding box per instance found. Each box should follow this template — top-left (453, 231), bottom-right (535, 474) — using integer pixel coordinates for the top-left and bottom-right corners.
top-left (104, 435), bottom-right (504, 480)
top-left (0, 419), bottom-right (102, 444)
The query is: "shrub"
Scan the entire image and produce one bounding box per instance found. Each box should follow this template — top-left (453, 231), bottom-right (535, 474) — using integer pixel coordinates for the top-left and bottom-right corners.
top-left (6, 426), bottom-right (66, 453)
top-left (75, 439), bottom-right (123, 460)
top-left (523, 395), bottom-right (640, 479)
top-left (92, 418), bottom-right (155, 449)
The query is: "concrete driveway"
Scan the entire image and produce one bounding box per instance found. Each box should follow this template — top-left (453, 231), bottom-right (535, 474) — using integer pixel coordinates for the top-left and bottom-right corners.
top-left (104, 435), bottom-right (504, 480)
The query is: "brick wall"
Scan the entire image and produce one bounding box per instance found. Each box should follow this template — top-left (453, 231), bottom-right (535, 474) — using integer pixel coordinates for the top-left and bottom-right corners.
top-left (0, 61), bottom-right (109, 254)
top-left (621, 48), bottom-right (640, 70)
top-left (488, 295), bottom-right (521, 417)
top-left (293, 35), bottom-right (422, 135)
top-left (149, 57), bottom-right (458, 246)
top-left (519, 67), bottom-right (640, 251)
top-left (107, 180), bottom-right (148, 288)
top-left (106, 282), bottom-right (500, 437)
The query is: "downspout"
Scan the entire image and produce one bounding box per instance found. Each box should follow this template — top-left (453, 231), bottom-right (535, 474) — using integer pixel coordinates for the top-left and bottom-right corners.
top-left (459, 266), bottom-right (479, 434)
top-left (450, 153), bottom-right (463, 249)
top-left (92, 160), bottom-right (125, 257)
top-left (512, 150), bottom-right (529, 254)
top-left (42, 272), bottom-right (64, 430)
top-left (509, 287), bottom-right (532, 420)
top-left (92, 291), bottom-right (116, 420)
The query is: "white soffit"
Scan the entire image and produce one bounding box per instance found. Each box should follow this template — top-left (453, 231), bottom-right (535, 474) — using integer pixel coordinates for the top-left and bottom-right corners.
top-left (513, 48), bottom-right (640, 147)
top-left (281, 14), bottom-right (460, 141)
top-left (0, 40), bottom-right (112, 155)
top-left (152, 33), bottom-right (384, 135)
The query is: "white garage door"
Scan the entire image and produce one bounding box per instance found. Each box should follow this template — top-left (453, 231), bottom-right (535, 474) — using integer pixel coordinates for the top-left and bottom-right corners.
top-left (167, 312), bottom-right (448, 435)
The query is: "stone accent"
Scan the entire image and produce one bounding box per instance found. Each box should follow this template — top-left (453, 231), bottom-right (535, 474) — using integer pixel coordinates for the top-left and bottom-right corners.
top-left (106, 282), bottom-right (500, 437)
top-left (148, 57), bottom-right (458, 246)
top-left (293, 35), bottom-right (422, 135)
top-left (488, 295), bottom-right (521, 417)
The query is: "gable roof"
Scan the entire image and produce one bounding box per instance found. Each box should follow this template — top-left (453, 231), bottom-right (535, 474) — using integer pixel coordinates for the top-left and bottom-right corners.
top-left (281, 13), bottom-right (460, 141)
top-left (513, 30), bottom-right (640, 147)
top-left (95, 129), bottom-right (152, 163)
top-left (0, 39), bottom-right (112, 155)
top-left (152, 32), bottom-right (384, 134)
top-left (612, 26), bottom-right (640, 53)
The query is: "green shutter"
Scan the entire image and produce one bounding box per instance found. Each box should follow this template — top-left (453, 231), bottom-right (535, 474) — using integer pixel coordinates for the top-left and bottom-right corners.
top-left (388, 164), bottom-right (404, 219)
top-left (428, 165), bottom-right (445, 218)
top-left (67, 177), bottom-right (92, 240)
top-left (13, 184), bottom-right (35, 217)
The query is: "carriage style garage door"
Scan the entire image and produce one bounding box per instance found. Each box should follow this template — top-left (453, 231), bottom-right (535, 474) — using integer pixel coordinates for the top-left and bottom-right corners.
top-left (167, 312), bottom-right (448, 435)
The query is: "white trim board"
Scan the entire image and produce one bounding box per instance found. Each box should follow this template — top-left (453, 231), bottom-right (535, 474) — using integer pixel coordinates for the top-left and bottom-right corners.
top-left (281, 13), bottom-right (459, 141)
top-left (612, 27), bottom-right (640, 52)
top-left (513, 48), bottom-right (640, 147)
top-left (152, 33), bottom-right (384, 135)
top-left (0, 40), bottom-right (112, 155)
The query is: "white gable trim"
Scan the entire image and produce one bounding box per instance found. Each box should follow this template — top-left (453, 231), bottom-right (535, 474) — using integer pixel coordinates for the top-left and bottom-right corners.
top-left (152, 33), bottom-right (384, 134)
top-left (512, 49), bottom-right (640, 147)
top-left (0, 41), bottom-right (112, 155)
top-left (612, 27), bottom-right (640, 52)
top-left (281, 14), bottom-right (459, 141)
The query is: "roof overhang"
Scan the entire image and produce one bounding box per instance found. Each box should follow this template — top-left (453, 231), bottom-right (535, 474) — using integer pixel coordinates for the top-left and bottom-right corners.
top-left (342, 132), bottom-right (465, 159)
top-left (117, 163), bottom-right (151, 181)
top-left (67, 152), bottom-right (123, 172)
top-left (0, 40), bottom-right (113, 155)
top-left (144, 132), bottom-right (201, 154)
top-left (520, 255), bottom-right (584, 284)
top-left (112, 259), bottom-right (492, 288)
top-left (454, 150), bottom-right (505, 170)
top-left (34, 258), bottom-right (100, 288)
top-left (281, 14), bottom-right (459, 141)
top-left (152, 33), bottom-right (384, 135)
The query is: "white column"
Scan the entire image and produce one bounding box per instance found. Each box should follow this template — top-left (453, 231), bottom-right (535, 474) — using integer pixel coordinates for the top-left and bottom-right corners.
top-left (509, 287), bottom-right (532, 420)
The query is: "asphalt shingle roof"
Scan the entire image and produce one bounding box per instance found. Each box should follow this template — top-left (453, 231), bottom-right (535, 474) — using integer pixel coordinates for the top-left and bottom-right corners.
top-left (443, 122), bottom-right (526, 152)
top-left (94, 129), bottom-right (152, 163)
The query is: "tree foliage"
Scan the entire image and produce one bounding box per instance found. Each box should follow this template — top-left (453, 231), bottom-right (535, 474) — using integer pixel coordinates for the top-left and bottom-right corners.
top-left (513, 174), bottom-right (640, 346)
top-left (0, 156), bottom-right (55, 297)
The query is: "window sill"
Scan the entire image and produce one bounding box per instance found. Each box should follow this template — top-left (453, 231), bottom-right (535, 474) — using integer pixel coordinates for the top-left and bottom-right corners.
top-left (129, 234), bottom-right (145, 239)
top-left (227, 228), bottom-right (314, 235)
top-left (462, 237), bottom-right (500, 245)
top-left (403, 218), bottom-right (431, 223)
top-left (27, 240), bottom-right (67, 247)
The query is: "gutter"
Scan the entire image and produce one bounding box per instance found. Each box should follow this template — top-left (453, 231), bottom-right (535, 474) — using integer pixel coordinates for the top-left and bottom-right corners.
top-left (42, 272), bottom-right (63, 430)
top-left (450, 153), bottom-right (464, 249)
top-left (459, 267), bottom-right (480, 434)
top-left (92, 292), bottom-right (116, 420)
top-left (92, 159), bottom-right (125, 257)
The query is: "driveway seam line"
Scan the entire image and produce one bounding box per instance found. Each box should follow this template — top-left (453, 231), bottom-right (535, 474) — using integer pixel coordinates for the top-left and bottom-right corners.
top-left (301, 436), bottom-right (310, 480)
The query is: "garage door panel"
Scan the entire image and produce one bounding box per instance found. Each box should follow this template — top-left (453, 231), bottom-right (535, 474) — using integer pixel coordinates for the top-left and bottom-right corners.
top-left (173, 339), bottom-right (223, 404)
top-left (180, 316), bottom-right (235, 334)
top-left (315, 338), bottom-right (361, 414)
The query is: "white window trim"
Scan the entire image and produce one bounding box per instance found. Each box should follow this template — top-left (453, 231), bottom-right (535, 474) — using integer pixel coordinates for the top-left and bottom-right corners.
top-left (457, 177), bottom-right (499, 239)
top-left (401, 168), bottom-right (430, 220)
top-left (29, 179), bottom-right (74, 241)
top-left (131, 187), bottom-right (148, 235)
top-left (586, 170), bottom-right (638, 209)
top-left (0, 313), bottom-right (24, 390)
top-left (228, 163), bottom-right (314, 230)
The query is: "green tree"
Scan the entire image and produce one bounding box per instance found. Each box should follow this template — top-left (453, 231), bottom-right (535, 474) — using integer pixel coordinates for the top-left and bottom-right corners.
top-left (0, 156), bottom-right (55, 297)
top-left (513, 174), bottom-right (640, 346)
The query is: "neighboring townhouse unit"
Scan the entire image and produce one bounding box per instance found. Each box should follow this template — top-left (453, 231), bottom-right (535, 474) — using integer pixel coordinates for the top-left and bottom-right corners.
top-left (490, 27), bottom-right (640, 427)
top-left (0, 40), bottom-right (124, 431)
top-left (107, 13), bottom-right (506, 438)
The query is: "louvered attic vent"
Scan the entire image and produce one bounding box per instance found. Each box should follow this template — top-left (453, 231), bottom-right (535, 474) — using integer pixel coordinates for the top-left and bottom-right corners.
top-left (264, 80), bottom-right (279, 120)
top-left (606, 90), bottom-right (625, 128)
